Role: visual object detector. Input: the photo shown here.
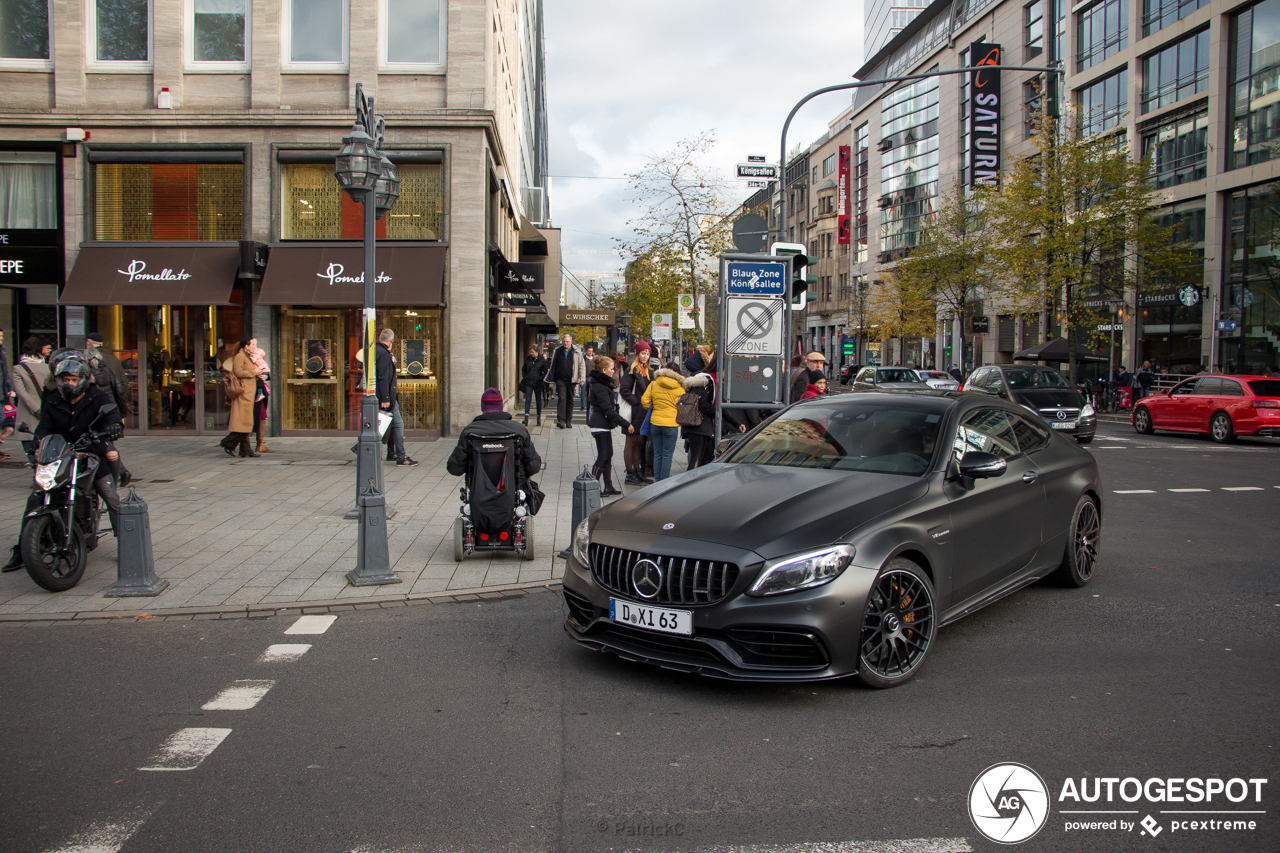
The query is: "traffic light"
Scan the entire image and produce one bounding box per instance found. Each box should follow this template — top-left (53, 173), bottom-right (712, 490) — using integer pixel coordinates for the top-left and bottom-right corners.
top-left (771, 242), bottom-right (818, 308)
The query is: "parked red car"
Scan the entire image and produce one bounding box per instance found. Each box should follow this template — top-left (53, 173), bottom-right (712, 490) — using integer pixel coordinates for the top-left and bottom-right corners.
top-left (1132, 375), bottom-right (1280, 442)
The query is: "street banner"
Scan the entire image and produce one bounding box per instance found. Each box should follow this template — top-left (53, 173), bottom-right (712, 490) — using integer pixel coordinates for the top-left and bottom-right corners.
top-left (837, 145), bottom-right (851, 245)
top-left (969, 41), bottom-right (1002, 188)
top-left (678, 293), bottom-right (695, 329)
top-left (652, 313), bottom-right (672, 341)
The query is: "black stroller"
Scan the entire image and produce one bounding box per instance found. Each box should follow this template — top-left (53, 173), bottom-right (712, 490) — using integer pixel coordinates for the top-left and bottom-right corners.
top-left (453, 432), bottom-right (537, 562)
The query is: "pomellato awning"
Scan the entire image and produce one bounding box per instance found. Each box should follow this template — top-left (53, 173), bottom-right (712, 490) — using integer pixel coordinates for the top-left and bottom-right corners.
top-left (61, 243), bottom-right (242, 305)
top-left (257, 243), bottom-right (447, 306)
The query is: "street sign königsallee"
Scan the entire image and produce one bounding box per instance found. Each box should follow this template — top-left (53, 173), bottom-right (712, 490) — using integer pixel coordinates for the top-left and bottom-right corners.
top-left (725, 261), bottom-right (785, 296)
top-left (736, 163), bottom-right (779, 180)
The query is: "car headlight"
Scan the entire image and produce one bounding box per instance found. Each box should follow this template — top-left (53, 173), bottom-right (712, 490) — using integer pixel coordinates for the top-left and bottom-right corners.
top-left (748, 545), bottom-right (856, 597)
top-left (572, 518), bottom-right (591, 566)
top-left (34, 459), bottom-right (61, 491)
top-left (1080, 403), bottom-right (1096, 419)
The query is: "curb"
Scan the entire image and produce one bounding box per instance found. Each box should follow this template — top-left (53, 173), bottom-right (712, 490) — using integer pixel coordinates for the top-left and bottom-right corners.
top-left (0, 579), bottom-right (565, 625)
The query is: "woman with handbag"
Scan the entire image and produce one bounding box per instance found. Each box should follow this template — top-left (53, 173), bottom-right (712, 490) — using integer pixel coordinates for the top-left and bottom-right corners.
top-left (679, 346), bottom-right (717, 470)
top-left (586, 355), bottom-right (633, 497)
top-left (12, 336), bottom-right (51, 467)
top-left (618, 341), bottom-right (652, 485)
top-left (219, 339), bottom-right (260, 458)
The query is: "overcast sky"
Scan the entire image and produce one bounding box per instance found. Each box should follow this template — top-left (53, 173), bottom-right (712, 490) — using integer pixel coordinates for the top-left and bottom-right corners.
top-left (544, 0), bottom-right (866, 276)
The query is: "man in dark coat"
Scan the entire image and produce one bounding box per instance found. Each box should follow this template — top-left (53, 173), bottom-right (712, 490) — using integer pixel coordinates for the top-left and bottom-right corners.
top-left (446, 387), bottom-right (542, 481)
top-left (548, 334), bottom-right (585, 428)
top-left (520, 345), bottom-right (548, 426)
top-left (376, 329), bottom-right (416, 466)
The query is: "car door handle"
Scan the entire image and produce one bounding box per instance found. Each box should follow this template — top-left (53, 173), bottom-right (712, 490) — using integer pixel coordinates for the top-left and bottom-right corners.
top-left (1022, 471), bottom-right (1039, 483)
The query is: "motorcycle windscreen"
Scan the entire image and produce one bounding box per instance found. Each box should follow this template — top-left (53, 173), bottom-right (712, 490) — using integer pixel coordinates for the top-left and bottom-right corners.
top-left (469, 436), bottom-right (517, 538)
top-left (37, 434), bottom-right (69, 465)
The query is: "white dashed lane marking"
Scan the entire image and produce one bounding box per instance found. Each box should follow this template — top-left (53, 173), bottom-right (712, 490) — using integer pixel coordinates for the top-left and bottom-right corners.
top-left (138, 727), bottom-right (232, 772)
top-left (1168, 488), bottom-right (1210, 493)
top-left (285, 614), bottom-right (337, 635)
top-left (1222, 486), bottom-right (1265, 491)
top-left (258, 643), bottom-right (312, 663)
top-left (1114, 489), bottom-right (1156, 494)
top-left (42, 802), bottom-right (157, 853)
top-left (201, 680), bottom-right (276, 711)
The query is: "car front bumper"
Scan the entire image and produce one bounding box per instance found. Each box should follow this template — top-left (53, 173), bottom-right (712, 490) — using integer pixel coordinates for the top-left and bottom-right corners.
top-left (561, 545), bottom-right (878, 682)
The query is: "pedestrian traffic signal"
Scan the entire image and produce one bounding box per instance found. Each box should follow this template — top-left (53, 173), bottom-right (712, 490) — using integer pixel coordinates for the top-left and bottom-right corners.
top-left (770, 243), bottom-right (817, 308)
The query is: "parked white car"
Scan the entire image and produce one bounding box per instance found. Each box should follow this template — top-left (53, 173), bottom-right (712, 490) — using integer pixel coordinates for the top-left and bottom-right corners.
top-left (916, 369), bottom-right (960, 390)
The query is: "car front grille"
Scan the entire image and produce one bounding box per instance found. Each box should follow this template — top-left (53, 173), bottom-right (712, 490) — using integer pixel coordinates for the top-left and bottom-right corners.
top-left (726, 628), bottom-right (830, 666)
top-left (1039, 407), bottom-right (1081, 421)
top-left (590, 544), bottom-right (739, 606)
top-left (598, 623), bottom-right (722, 662)
top-left (562, 589), bottom-right (597, 626)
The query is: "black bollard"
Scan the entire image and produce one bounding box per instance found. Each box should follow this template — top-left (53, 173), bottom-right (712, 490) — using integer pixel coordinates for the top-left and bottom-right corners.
top-left (557, 466), bottom-right (602, 559)
top-left (346, 481), bottom-right (401, 586)
top-left (104, 488), bottom-right (169, 597)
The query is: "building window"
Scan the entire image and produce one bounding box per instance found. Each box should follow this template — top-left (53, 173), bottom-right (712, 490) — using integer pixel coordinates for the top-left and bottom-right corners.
top-left (1025, 0), bottom-right (1044, 59)
top-left (1077, 0), bottom-right (1128, 72)
top-left (822, 153), bottom-right (837, 176)
top-left (0, 151), bottom-right (56, 228)
top-left (1144, 0), bottom-right (1209, 37)
top-left (1142, 109), bottom-right (1208, 187)
top-left (854, 123), bottom-right (869, 263)
top-left (92, 0), bottom-right (151, 64)
top-left (1141, 198), bottom-right (1205, 373)
top-left (1077, 67), bottom-right (1128, 136)
top-left (284, 0), bottom-right (348, 67)
top-left (1024, 77), bottom-right (1045, 139)
top-left (281, 162), bottom-right (443, 240)
top-left (880, 74), bottom-right (939, 261)
top-left (383, 0), bottom-right (445, 67)
top-left (94, 162), bottom-right (243, 240)
top-left (1141, 29), bottom-right (1209, 114)
top-left (1224, 183), bottom-right (1280, 370)
top-left (190, 0), bottom-right (247, 65)
top-left (0, 0), bottom-right (50, 63)
top-left (1230, 0), bottom-right (1280, 169)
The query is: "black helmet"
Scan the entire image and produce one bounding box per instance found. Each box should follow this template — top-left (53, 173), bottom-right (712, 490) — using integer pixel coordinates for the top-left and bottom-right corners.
top-left (54, 354), bottom-right (91, 401)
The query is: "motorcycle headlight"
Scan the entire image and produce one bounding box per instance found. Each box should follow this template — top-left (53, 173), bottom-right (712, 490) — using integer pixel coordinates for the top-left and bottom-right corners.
top-left (34, 459), bottom-right (61, 491)
top-left (1080, 403), bottom-right (1096, 419)
top-left (748, 545), bottom-right (856, 597)
top-left (573, 518), bottom-right (591, 566)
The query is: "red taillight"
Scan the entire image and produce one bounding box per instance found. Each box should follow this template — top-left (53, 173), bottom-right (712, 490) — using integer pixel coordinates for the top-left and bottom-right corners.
top-left (1254, 400), bottom-right (1280, 408)
top-left (499, 531), bottom-right (508, 541)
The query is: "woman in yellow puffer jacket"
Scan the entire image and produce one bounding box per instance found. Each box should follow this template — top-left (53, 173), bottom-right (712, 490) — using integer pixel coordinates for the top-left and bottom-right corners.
top-left (640, 367), bottom-right (686, 480)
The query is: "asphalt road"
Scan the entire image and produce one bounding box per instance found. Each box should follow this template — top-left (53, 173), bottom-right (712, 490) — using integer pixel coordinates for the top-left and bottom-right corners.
top-left (1, 420), bottom-right (1276, 853)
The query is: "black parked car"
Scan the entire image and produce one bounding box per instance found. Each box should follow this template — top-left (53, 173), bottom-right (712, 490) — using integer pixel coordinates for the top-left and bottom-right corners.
top-left (963, 365), bottom-right (1097, 444)
top-left (563, 391), bottom-right (1102, 687)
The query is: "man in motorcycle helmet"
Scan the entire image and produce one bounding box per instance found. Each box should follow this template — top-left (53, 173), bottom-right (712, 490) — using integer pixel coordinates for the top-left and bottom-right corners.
top-left (2, 355), bottom-right (125, 571)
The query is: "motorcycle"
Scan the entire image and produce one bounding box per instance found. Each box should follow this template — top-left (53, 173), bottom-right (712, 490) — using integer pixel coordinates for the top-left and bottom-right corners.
top-left (19, 403), bottom-right (118, 592)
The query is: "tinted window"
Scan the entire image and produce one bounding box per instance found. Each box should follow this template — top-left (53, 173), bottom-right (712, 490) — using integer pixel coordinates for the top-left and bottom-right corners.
top-left (856, 369), bottom-right (873, 383)
top-left (877, 368), bottom-right (923, 384)
top-left (966, 368), bottom-right (989, 388)
top-left (1010, 413), bottom-right (1050, 452)
top-left (1219, 379), bottom-right (1245, 396)
top-left (1249, 380), bottom-right (1280, 397)
top-left (1004, 366), bottom-right (1070, 388)
top-left (954, 408), bottom-right (1020, 460)
top-left (729, 401), bottom-right (944, 475)
top-left (1171, 379), bottom-right (1197, 395)
top-left (1192, 378), bottom-right (1221, 395)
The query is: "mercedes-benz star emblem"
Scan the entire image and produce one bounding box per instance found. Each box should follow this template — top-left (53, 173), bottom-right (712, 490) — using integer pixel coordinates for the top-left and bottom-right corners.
top-left (631, 559), bottom-right (664, 600)
top-left (1056, 410), bottom-right (1067, 420)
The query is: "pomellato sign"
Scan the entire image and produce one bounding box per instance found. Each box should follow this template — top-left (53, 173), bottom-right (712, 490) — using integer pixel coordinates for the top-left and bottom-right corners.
top-left (316, 262), bottom-right (391, 286)
top-left (117, 260), bottom-right (192, 283)
top-left (969, 41), bottom-right (1002, 188)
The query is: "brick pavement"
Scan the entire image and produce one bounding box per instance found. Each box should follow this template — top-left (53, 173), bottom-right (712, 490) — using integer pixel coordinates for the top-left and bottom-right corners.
top-left (0, 418), bottom-right (684, 619)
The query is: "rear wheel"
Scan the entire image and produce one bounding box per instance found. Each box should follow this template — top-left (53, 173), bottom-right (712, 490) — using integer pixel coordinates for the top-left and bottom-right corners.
top-left (1053, 495), bottom-right (1100, 587)
top-left (1210, 412), bottom-right (1235, 443)
top-left (22, 515), bottom-right (87, 592)
top-left (856, 558), bottom-right (936, 689)
top-left (453, 517), bottom-right (465, 562)
top-left (1134, 406), bottom-right (1154, 435)
top-left (521, 518), bottom-right (536, 561)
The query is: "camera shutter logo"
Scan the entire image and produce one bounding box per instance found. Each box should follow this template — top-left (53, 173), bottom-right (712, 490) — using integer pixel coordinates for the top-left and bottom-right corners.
top-left (969, 763), bottom-right (1050, 844)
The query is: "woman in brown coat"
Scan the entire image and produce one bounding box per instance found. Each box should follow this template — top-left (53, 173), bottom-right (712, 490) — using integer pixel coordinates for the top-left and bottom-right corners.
top-left (219, 339), bottom-right (260, 458)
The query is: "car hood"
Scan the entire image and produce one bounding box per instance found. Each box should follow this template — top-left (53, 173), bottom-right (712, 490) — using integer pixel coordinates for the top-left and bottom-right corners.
top-left (593, 463), bottom-right (929, 560)
top-left (1011, 388), bottom-right (1085, 408)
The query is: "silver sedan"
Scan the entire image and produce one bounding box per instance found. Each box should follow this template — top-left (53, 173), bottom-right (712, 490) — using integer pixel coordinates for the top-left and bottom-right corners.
top-left (916, 370), bottom-right (960, 390)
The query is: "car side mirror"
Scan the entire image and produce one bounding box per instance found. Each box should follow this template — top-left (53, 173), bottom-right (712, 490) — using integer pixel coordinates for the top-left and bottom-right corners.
top-left (715, 435), bottom-right (744, 460)
top-left (958, 451), bottom-right (1007, 479)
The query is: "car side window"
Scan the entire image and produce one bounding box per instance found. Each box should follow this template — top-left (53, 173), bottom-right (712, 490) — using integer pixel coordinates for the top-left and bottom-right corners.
top-left (1219, 379), bottom-right (1245, 396)
top-left (1170, 379), bottom-right (1197, 395)
top-left (966, 368), bottom-right (986, 388)
top-left (856, 369), bottom-right (871, 383)
top-left (953, 408), bottom-right (1020, 461)
top-left (1009, 413), bottom-right (1050, 453)
top-left (1192, 378), bottom-right (1222, 395)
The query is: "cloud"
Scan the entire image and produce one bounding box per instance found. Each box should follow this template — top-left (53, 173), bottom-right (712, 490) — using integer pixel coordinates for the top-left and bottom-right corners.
top-left (546, 0), bottom-right (866, 272)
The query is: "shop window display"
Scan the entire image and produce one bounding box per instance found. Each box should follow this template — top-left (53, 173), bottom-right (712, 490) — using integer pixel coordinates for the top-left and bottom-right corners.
top-left (281, 163), bottom-right (443, 240)
top-left (94, 163), bottom-right (243, 240)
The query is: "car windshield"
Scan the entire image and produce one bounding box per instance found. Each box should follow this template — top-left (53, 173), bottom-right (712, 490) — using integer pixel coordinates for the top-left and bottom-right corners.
top-left (1249, 380), bottom-right (1280, 397)
top-left (1003, 367), bottom-right (1070, 389)
top-left (727, 402), bottom-right (944, 475)
top-left (878, 369), bottom-right (924, 384)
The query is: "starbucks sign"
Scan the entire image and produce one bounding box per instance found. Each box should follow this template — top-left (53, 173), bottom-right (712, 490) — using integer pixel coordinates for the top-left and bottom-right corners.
top-left (1178, 285), bottom-right (1201, 307)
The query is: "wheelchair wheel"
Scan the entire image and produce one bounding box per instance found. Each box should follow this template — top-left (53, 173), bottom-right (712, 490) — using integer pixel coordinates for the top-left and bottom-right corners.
top-left (521, 518), bottom-right (535, 561)
top-left (453, 517), bottom-right (465, 562)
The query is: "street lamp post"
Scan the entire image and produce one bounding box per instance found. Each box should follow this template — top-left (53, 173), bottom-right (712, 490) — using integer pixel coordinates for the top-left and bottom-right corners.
top-left (336, 83), bottom-right (401, 586)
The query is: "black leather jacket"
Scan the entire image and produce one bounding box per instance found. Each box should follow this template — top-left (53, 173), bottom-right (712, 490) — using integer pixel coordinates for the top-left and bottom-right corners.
top-left (34, 384), bottom-right (125, 460)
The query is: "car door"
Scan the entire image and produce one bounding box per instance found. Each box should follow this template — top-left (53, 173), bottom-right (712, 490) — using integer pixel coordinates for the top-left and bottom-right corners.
top-left (944, 406), bottom-right (1047, 606)
top-left (1215, 377), bottom-right (1248, 432)
top-left (1186, 377), bottom-right (1220, 431)
top-left (1156, 378), bottom-right (1199, 428)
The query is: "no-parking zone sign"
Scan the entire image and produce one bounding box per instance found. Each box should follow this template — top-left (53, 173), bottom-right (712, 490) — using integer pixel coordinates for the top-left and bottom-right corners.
top-left (725, 295), bottom-right (784, 356)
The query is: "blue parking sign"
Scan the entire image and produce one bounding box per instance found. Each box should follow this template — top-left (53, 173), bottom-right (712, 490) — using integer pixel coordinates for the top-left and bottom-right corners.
top-left (726, 262), bottom-right (785, 296)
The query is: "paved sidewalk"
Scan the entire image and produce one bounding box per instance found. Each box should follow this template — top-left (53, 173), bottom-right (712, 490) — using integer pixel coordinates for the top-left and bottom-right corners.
top-left (0, 418), bottom-right (683, 618)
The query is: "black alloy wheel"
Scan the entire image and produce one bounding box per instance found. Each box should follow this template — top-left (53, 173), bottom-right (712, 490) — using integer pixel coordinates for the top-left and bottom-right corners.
top-left (856, 558), bottom-right (936, 689)
top-left (1210, 412), bottom-right (1236, 444)
top-left (1053, 495), bottom-right (1100, 587)
top-left (1134, 406), bottom-right (1154, 435)
top-left (21, 515), bottom-right (87, 592)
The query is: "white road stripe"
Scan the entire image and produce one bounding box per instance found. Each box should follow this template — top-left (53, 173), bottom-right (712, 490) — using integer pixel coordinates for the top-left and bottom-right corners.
top-left (259, 643), bottom-right (312, 663)
top-left (1222, 486), bottom-right (1264, 491)
top-left (285, 614), bottom-right (337, 635)
top-left (44, 803), bottom-right (157, 853)
top-left (138, 727), bottom-right (232, 771)
top-left (623, 840), bottom-right (973, 853)
top-left (1168, 488), bottom-right (1210, 493)
top-left (1114, 489), bottom-right (1156, 494)
top-left (202, 680), bottom-right (275, 711)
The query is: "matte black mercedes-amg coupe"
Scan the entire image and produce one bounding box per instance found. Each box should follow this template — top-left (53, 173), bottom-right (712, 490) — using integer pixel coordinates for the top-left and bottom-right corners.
top-left (562, 391), bottom-right (1101, 687)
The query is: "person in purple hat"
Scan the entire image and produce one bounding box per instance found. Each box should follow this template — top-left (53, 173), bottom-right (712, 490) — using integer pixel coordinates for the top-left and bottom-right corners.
top-left (446, 387), bottom-right (542, 480)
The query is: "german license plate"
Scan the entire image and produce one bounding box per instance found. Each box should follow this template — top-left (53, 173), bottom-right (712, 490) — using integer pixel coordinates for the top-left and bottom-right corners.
top-left (1051, 421), bottom-right (1077, 430)
top-left (609, 598), bottom-right (693, 636)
